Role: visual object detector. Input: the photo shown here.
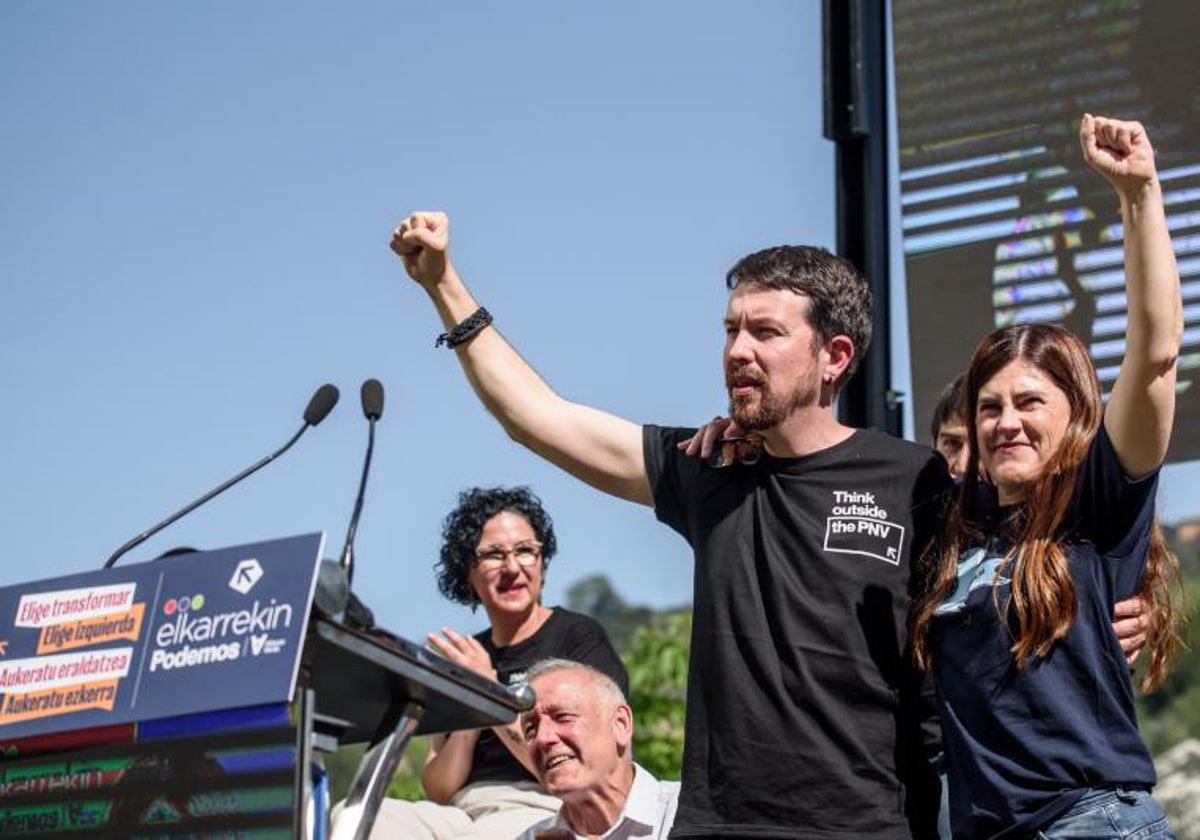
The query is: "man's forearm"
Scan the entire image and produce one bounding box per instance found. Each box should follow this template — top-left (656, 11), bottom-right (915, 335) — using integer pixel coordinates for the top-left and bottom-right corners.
top-left (424, 263), bottom-right (488, 332)
top-left (396, 212), bottom-right (651, 505)
top-left (423, 262), bottom-right (564, 445)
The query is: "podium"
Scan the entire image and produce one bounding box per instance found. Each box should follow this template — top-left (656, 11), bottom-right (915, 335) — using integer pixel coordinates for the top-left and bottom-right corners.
top-left (0, 534), bottom-right (531, 838)
top-left (301, 615), bottom-right (534, 838)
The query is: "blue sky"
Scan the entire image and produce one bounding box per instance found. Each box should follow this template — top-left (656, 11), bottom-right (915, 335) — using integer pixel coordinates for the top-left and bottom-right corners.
top-left (3, 1), bottom-right (1197, 641)
top-left (1, 1), bottom-right (832, 638)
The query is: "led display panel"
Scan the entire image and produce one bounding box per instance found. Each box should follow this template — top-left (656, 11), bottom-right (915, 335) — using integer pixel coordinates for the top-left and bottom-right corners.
top-left (893, 0), bottom-right (1200, 460)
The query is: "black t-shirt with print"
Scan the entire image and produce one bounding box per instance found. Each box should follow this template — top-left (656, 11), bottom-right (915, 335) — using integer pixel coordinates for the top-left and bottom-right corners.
top-left (465, 607), bottom-right (629, 786)
top-left (645, 425), bottom-right (951, 839)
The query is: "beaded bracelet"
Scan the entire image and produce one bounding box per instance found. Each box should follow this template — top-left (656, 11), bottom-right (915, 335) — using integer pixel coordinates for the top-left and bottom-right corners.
top-left (436, 307), bottom-right (493, 348)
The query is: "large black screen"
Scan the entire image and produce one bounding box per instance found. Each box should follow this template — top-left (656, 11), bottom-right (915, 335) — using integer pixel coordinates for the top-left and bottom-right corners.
top-left (893, 0), bottom-right (1200, 460)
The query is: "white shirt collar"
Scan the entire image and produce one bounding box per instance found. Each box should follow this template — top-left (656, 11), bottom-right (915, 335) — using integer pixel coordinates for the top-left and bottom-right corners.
top-left (611, 763), bottom-right (661, 834)
top-left (529, 763), bottom-right (674, 840)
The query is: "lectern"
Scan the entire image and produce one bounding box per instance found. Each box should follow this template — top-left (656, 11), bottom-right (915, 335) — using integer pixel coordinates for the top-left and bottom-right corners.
top-left (0, 534), bottom-right (530, 838)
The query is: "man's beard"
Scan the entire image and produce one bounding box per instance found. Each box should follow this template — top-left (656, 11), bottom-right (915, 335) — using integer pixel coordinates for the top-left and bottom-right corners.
top-left (727, 366), bottom-right (821, 431)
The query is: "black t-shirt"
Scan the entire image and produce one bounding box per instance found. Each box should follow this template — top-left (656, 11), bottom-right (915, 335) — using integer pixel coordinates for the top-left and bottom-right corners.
top-left (465, 607), bottom-right (629, 786)
top-left (645, 425), bottom-right (951, 839)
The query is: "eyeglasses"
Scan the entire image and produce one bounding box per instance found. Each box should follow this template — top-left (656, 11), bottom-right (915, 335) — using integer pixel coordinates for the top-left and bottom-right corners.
top-left (474, 541), bottom-right (543, 572)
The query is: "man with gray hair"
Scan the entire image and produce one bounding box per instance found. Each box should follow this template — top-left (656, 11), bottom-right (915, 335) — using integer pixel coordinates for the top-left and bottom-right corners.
top-left (517, 659), bottom-right (678, 839)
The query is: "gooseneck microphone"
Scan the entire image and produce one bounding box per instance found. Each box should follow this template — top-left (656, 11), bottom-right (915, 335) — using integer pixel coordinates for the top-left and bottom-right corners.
top-left (102, 384), bottom-right (340, 569)
top-left (339, 378), bottom-right (384, 584)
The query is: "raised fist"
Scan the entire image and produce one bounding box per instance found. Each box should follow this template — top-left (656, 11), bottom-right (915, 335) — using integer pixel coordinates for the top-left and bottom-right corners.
top-left (391, 211), bottom-right (450, 287)
top-left (1080, 114), bottom-right (1158, 200)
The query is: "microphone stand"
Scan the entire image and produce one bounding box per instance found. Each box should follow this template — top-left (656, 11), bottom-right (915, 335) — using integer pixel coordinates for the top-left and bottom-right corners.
top-left (325, 379), bottom-right (384, 628)
top-left (104, 425), bottom-right (308, 569)
top-left (103, 384), bottom-right (339, 569)
top-left (340, 415), bottom-right (375, 585)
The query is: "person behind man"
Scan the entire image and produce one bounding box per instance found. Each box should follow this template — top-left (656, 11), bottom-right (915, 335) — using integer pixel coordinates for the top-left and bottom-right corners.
top-left (517, 659), bottom-right (678, 840)
top-left (929, 374), bottom-right (969, 480)
top-left (391, 217), bottom-right (946, 837)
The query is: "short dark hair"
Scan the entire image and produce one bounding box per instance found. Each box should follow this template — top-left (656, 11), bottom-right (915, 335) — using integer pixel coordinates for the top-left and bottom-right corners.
top-left (725, 245), bottom-right (873, 383)
top-left (435, 486), bottom-right (558, 607)
top-left (929, 373), bottom-right (967, 444)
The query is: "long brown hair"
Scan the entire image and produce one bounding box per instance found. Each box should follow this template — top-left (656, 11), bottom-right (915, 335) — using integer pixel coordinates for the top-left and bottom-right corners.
top-left (911, 324), bottom-right (1185, 692)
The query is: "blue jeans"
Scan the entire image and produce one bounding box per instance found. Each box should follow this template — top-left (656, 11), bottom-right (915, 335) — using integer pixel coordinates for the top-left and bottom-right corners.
top-left (933, 758), bottom-right (951, 840)
top-left (1036, 786), bottom-right (1175, 839)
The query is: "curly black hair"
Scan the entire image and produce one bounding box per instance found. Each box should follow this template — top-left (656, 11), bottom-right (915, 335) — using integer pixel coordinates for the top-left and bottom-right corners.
top-left (435, 486), bottom-right (558, 608)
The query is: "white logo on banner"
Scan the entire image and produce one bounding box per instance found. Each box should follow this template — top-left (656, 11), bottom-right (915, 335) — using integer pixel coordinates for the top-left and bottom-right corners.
top-left (229, 559), bottom-right (264, 594)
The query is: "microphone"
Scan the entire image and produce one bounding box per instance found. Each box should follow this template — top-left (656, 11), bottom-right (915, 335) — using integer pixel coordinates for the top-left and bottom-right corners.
top-left (315, 380), bottom-right (383, 625)
top-left (340, 379), bottom-right (384, 583)
top-left (102, 384), bottom-right (340, 569)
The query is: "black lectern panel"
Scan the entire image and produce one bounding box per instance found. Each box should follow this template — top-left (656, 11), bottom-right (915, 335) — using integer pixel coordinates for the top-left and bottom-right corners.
top-left (303, 617), bottom-right (531, 744)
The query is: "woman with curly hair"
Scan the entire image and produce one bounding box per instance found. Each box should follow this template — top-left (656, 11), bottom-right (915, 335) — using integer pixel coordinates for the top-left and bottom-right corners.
top-left (370, 486), bottom-right (627, 839)
top-left (911, 115), bottom-right (1187, 839)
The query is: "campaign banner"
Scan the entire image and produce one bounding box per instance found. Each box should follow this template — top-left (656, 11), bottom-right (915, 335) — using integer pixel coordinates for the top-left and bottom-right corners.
top-left (0, 533), bottom-right (323, 741)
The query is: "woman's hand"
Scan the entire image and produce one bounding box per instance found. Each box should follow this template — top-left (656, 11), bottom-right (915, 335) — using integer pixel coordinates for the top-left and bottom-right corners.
top-left (427, 627), bottom-right (498, 682)
top-left (1080, 114), bottom-right (1158, 202)
top-left (678, 416), bottom-right (762, 467)
top-left (427, 628), bottom-right (544, 778)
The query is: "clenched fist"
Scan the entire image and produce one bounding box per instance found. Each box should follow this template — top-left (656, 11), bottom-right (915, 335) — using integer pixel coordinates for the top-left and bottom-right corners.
top-left (391, 211), bottom-right (451, 288)
top-left (1080, 114), bottom-right (1159, 202)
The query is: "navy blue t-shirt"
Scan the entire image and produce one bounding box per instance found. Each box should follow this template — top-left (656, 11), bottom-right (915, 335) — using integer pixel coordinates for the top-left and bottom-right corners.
top-left (930, 423), bottom-right (1159, 838)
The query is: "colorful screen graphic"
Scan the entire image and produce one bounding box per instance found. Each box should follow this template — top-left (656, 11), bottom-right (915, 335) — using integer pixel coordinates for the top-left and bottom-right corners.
top-left (0, 707), bottom-right (298, 837)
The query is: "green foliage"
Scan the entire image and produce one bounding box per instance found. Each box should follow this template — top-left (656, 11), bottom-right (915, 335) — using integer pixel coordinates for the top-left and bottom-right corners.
top-left (623, 610), bottom-right (691, 780)
top-left (386, 736), bottom-right (430, 801)
top-left (323, 736), bottom-right (430, 804)
top-left (568, 575), bottom-right (692, 779)
top-left (323, 743), bottom-right (365, 803)
top-left (1138, 573), bottom-right (1200, 755)
top-left (566, 574), bottom-right (654, 652)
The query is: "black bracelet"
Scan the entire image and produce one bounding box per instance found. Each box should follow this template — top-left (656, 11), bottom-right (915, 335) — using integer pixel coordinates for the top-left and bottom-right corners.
top-left (436, 307), bottom-right (493, 348)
